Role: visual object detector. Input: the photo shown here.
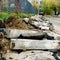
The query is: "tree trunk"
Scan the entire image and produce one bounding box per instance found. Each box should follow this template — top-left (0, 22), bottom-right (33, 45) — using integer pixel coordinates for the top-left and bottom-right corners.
top-left (0, 0), bottom-right (3, 12)
top-left (15, 0), bottom-right (20, 14)
top-left (8, 0), bottom-right (11, 13)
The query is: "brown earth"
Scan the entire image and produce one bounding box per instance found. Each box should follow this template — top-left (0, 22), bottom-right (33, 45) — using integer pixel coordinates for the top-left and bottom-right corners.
top-left (4, 16), bottom-right (35, 29)
top-left (0, 32), bottom-right (10, 54)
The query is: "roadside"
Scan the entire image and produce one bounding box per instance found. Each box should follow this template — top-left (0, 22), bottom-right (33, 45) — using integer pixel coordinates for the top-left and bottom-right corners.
top-left (45, 16), bottom-right (60, 35)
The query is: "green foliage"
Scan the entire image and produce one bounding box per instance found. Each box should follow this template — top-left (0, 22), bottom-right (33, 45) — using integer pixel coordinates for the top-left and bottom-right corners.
top-left (32, 0), bottom-right (38, 11)
top-left (2, 7), bottom-right (8, 12)
top-left (0, 12), bottom-right (9, 20)
top-left (41, 0), bottom-right (59, 15)
top-left (0, 12), bottom-right (34, 21)
top-left (2, 6), bottom-right (15, 13)
top-left (56, 0), bottom-right (60, 14)
top-left (16, 13), bottom-right (34, 18)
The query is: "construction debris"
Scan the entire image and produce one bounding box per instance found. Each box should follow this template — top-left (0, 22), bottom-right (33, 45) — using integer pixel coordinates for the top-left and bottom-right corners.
top-left (10, 39), bottom-right (60, 50)
top-left (0, 15), bottom-right (60, 60)
top-left (3, 51), bottom-right (56, 60)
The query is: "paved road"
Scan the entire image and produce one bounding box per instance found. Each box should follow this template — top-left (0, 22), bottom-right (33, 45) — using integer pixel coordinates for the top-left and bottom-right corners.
top-left (48, 17), bottom-right (60, 35)
top-left (49, 17), bottom-right (60, 26)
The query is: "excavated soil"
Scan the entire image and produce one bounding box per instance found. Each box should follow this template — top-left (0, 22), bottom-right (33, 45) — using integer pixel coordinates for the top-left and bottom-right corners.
top-left (0, 32), bottom-right (10, 54)
top-left (4, 16), bottom-right (35, 29)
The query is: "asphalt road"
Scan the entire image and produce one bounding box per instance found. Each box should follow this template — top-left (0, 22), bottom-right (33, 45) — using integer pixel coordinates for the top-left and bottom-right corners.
top-left (48, 17), bottom-right (60, 35)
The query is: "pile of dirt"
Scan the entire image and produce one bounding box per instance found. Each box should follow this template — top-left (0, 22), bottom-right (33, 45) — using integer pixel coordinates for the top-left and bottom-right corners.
top-left (5, 16), bottom-right (35, 29)
top-left (0, 32), bottom-right (10, 54)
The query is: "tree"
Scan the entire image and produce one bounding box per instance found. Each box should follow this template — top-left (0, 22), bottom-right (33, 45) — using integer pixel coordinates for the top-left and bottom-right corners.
top-left (56, 0), bottom-right (60, 14)
top-left (15, 0), bottom-right (20, 13)
top-left (8, 0), bottom-right (11, 13)
top-left (42, 0), bottom-right (59, 15)
top-left (32, 0), bottom-right (38, 11)
top-left (0, 0), bottom-right (3, 12)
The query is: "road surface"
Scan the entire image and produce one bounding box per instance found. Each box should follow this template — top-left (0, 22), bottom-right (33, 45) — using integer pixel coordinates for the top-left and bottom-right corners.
top-left (48, 17), bottom-right (60, 35)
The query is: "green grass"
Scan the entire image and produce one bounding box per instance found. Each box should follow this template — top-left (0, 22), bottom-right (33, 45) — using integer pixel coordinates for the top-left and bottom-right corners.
top-left (0, 12), bottom-right (35, 21)
top-left (0, 12), bottom-right (9, 21)
top-left (17, 13), bottom-right (34, 18)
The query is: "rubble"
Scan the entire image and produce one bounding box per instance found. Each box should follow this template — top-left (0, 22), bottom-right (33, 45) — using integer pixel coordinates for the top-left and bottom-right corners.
top-left (47, 31), bottom-right (60, 40)
top-left (10, 39), bottom-right (60, 50)
top-left (0, 15), bottom-right (60, 60)
top-left (3, 51), bottom-right (56, 60)
top-left (19, 51), bottom-right (55, 60)
top-left (28, 15), bottom-right (54, 31)
top-left (3, 29), bottom-right (41, 38)
top-left (1, 29), bottom-right (56, 40)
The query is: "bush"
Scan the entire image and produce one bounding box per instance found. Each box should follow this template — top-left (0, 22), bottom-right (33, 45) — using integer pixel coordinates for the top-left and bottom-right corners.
top-left (42, 0), bottom-right (59, 15)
